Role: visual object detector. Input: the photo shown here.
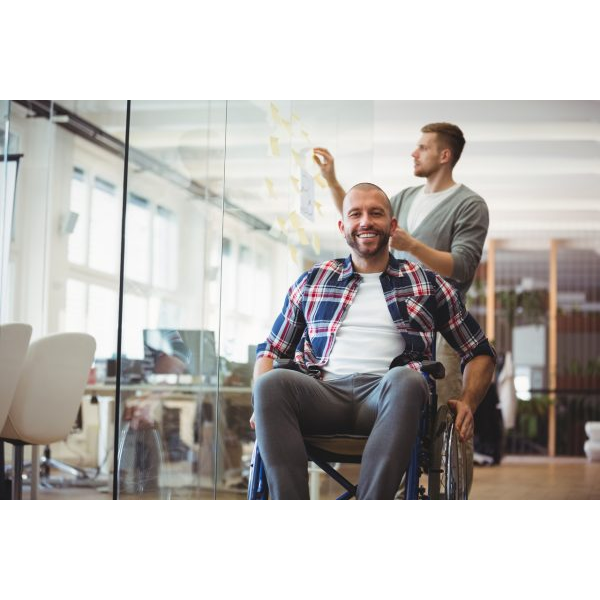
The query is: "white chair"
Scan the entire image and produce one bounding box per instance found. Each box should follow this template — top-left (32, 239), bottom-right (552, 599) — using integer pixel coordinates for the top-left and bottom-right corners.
top-left (0, 332), bottom-right (96, 499)
top-left (0, 323), bottom-right (33, 499)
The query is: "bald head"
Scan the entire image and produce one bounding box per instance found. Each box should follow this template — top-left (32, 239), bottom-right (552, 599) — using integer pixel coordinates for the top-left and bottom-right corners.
top-left (343, 182), bottom-right (393, 217)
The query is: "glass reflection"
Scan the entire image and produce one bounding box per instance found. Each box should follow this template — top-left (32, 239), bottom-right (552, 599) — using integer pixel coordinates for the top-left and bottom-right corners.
top-left (117, 101), bottom-right (227, 499)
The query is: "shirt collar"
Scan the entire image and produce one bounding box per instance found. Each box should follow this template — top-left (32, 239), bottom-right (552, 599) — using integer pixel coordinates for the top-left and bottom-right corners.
top-left (339, 253), bottom-right (404, 281)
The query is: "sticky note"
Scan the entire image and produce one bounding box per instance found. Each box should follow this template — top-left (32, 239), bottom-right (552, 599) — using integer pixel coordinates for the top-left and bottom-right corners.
top-left (315, 201), bottom-right (324, 216)
top-left (297, 228), bottom-right (309, 246)
top-left (292, 112), bottom-right (300, 122)
top-left (289, 245), bottom-right (298, 265)
top-left (299, 168), bottom-right (315, 221)
top-left (290, 176), bottom-right (300, 193)
top-left (270, 136), bottom-right (280, 157)
top-left (277, 216), bottom-right (287, 231)
top-left (291, 149), bottom-right (303, 168)
top-left (281, 118), bottom-right (292, 135)
top-left (265, 178), bottom-right (275, 197)
top-left (314, 174), bottom-right (327, 189)
top-left (301, 129), bottom-right (311, 142)
top-left (270, 102), bottom-right (281, 125)
top-left (288, 211), bottom-right (301, 230)
top-left (312, 234), bottom-right (321, 255)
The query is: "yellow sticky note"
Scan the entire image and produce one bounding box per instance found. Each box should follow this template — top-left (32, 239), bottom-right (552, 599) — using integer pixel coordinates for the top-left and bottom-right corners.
top-left (315, 201), bottom-right (323, 216)
top-left (276, 216), bottom-right (287, 231)
top-left (297, 228), bottom-right (309, 246)
top-left (265, 178), bottom-right (275, 197)
top-left (312, 234), bottom-right (321, 255)
top-left (288, 211), bottom-right (301, 230)
top-left (289, 245), bottom-right (298, 265)
top-left (301, 129), bottom-right (311, 142)
top-left (292, 112), bottom-right (300, 122)
top-left (290, 176), bottom-right (300, 193)
top-left (314, 174), bottom-right (327, 189)
top-left (291, 149), bottom-right (303, 168)
top-left (270, 102), bottom-right (281, 124)
top-left (281, 118), bottom-right (292, 135)
top-left (270, 136), bottom-right (280, 157)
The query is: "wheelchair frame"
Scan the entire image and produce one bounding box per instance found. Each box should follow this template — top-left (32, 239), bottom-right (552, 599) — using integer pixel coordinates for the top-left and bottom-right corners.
top-left (248, 362), bottom-right (468, 500)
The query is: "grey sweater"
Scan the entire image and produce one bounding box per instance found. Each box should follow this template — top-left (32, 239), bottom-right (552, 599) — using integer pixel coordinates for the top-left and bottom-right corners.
top-left (389, 184), bottom-right (489, 299)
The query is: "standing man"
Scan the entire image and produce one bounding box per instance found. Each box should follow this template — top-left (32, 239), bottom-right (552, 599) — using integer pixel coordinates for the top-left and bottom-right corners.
top-left (313, 123), bottom-right (489, 491)
top-left (250, 183), bottom-right (495, 499)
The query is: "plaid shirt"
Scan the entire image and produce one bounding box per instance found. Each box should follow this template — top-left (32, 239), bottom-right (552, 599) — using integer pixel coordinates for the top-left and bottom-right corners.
top-left (257, 254), bottom-right (495, 376)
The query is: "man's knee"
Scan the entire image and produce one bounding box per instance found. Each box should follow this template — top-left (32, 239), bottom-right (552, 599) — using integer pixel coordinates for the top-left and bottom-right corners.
top-left (253, 369), bottom-right (299, 414)
top-left (382, 367), bottom-right (428, 403)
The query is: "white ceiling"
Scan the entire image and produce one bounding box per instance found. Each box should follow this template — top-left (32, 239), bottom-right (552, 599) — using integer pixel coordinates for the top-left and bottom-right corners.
top-left (58, 100), bottom-right (600, 257)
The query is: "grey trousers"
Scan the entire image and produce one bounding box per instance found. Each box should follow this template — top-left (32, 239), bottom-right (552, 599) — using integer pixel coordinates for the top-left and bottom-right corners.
top-left (253, 367), bottom-right (429, 500)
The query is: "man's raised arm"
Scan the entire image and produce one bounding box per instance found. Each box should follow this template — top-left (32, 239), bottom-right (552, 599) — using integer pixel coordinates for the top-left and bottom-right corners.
top-left (313, 147), bottom-right (346, 213)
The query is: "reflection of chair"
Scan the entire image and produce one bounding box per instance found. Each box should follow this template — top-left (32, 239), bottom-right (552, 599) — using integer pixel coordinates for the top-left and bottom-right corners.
top-left (0, 332), bottom-right (96, 499)
top-left (0, 323), bottom-right (33, 499)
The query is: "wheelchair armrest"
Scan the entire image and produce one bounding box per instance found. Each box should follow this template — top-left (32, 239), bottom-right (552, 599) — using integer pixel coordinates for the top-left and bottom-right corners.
top-left (421, 360), bottom-right (445, 380)
top-left (273, 359), bottom-right (301, 371)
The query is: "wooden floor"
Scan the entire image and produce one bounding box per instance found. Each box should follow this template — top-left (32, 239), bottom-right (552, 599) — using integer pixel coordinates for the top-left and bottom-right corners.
top-left (469, 456), bottom-right (600, 500)
top-left (18, 455), bottom-right (600, 500)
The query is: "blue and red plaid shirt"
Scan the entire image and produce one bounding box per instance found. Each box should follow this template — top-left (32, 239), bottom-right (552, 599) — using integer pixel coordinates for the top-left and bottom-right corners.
top-left (257, 254), bottom-right (495, 376)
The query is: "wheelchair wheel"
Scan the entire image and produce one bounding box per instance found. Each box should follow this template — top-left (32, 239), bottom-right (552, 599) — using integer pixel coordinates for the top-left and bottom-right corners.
top-left (428, 405), bottom-right (468, 500)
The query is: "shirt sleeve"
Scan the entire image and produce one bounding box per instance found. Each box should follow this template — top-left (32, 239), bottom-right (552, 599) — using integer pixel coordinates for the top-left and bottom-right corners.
top-left (256, 271), bottom-right (308, 361)
top-left (433, 274), bottom-right (496, 371)
top-left (450, 197), bottom-right (489, 284)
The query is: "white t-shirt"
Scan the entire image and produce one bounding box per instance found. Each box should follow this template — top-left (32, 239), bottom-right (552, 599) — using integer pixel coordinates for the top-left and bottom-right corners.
top-left (406, 183), bottom-right (460, 234)
top-left (323, 272), bottom-right (405, 380)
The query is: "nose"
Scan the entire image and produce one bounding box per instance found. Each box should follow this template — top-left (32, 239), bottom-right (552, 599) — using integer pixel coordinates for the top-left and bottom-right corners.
top-left (411, 148), bottom-right (418, 159)
top-left (358, 212), bottom-right (373, 228)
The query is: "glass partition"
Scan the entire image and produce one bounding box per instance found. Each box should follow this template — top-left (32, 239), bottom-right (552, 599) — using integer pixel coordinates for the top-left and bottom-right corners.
top-left (218, 101), bottom-right (375, 498)
top-left (117, 101), bottom-right (227, 499)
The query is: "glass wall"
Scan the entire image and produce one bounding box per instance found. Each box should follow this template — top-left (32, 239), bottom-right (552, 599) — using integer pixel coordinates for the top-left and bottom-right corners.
top-left (2, 100), bottom-right (599, 498)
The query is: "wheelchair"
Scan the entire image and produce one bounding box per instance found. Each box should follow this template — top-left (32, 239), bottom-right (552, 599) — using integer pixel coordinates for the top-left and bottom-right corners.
top-left (248, 359), bottom-right (469, 500)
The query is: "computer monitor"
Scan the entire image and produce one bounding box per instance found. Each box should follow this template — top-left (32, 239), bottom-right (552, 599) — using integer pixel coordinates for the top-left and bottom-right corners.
top-left (143, 329), bottom-right (218, 383)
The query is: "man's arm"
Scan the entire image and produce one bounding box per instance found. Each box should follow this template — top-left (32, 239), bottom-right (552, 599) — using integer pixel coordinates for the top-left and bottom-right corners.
top-left (313, 147), bottom-right (346, 213)
top-left (390, 229), bottom-right (454, 277)
top-left (392, 198), bottom-right (489, 282)
top-left (448, 355), bottom-right (495, 442)
top-left (253, 357), bottom-right (274, 380)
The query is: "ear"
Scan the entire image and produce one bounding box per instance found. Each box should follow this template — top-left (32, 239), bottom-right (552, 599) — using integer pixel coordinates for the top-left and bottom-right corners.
top-left (389, 217), bottom-right (398, 236)
top-left (338, 220), bottom-right (345, 236)
top-left (440, 148), bottom-right (452, 165)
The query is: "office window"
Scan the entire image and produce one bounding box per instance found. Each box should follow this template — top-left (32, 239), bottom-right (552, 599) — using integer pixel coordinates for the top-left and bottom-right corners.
top-left (89, 177), bottom-right (119, 274)
top-left (153, 205), bottom-right (178, 290)
top-left (123, 293), bottom-right (148, 359)
top-left (222, 237), bottom-right (235, 310)
top-left (65, 279), bottom-right (87, 333)
top-left (125, 193), bottom-right (151, 284)
top-left (67, 167), bottom-right (89, 265)
top-left (238, 244), bottom-right (253, 315)
top-left (88, 284), bottom-right (118, 358)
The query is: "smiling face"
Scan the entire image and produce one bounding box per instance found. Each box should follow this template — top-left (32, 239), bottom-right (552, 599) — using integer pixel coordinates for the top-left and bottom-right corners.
top-left (339, 185), bottom-right (397, 262)
top-left (411, 132), bottom-right (449, 177)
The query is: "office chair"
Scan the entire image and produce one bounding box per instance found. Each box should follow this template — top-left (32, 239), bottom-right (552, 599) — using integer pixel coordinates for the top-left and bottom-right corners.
top-left (0, 323), bottom-right (33, 500)
top-left (0, 332), bottom-right (96, 499)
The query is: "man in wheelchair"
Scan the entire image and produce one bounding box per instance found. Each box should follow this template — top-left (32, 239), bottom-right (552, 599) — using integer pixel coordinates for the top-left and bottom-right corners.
top-left (250, 183), bottom-right (495, 499)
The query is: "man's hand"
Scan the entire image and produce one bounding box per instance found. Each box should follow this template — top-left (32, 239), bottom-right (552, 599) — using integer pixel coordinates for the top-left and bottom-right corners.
top-left (390, 227), bottom-right (417, 253)
top-left (312, 147), bottom-right (337, 185)
top-left (447, 399), bottom-right (474, 442)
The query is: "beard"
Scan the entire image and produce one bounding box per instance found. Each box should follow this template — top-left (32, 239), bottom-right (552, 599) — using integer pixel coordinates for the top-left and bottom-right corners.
top-left (345, 227), bottom-right (390, 258)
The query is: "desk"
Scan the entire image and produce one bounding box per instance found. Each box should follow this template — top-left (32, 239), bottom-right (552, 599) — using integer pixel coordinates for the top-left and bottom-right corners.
top-left (85, 383), bottom-right (252, 485)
